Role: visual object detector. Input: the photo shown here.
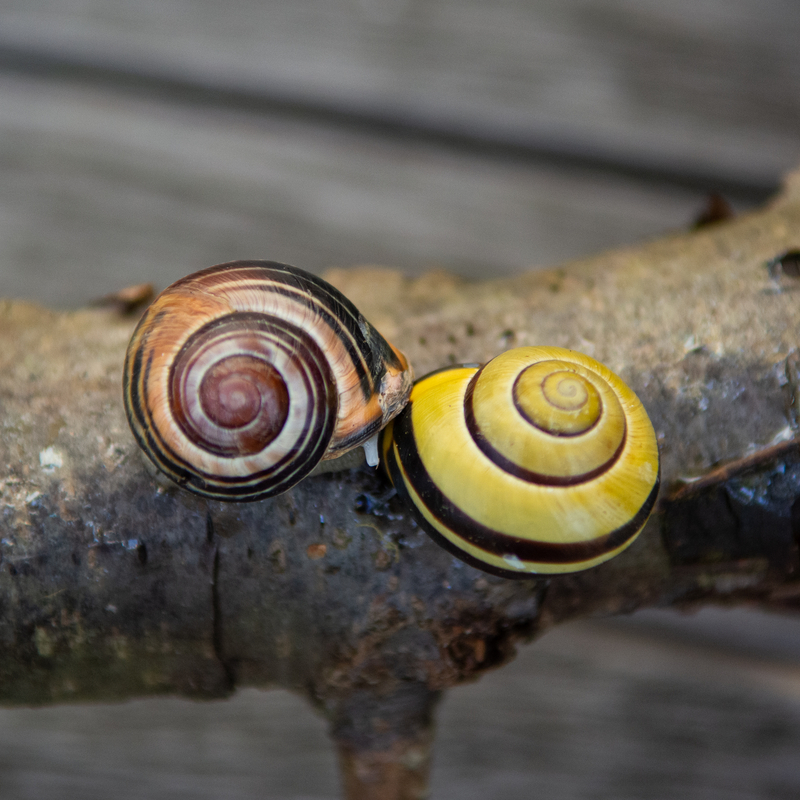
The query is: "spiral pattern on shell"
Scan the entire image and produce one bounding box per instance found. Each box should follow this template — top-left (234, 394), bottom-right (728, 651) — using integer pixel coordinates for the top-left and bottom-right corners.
top-left (381, 346), bottom-right (660, 577)
top-left (124, 260), bottom-right (412, 501)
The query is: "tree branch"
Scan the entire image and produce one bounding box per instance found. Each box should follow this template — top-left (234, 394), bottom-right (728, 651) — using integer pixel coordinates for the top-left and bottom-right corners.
top-left (2, 171), bottom-right (800, 798)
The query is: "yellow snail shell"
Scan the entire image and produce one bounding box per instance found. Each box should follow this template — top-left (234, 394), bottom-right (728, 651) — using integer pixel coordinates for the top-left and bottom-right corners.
top-left (380, 346), bottom-right (660, 577)
top-left (123, 260), bottom-right (412, 501)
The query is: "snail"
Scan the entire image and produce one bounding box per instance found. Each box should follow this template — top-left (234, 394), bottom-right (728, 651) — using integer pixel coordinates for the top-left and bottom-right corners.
top-left (380, 346), bottom-right (660, 577)
top-left (123, 260), bottom-right (412, 501)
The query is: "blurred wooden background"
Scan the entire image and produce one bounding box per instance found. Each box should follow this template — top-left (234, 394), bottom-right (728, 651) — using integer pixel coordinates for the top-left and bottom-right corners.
top-left (0, 0), bottom-right (799, 797)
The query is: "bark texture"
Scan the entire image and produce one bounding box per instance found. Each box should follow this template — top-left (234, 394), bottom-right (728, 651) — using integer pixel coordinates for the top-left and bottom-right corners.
top-left (2, 171), bottom-right (800, 798)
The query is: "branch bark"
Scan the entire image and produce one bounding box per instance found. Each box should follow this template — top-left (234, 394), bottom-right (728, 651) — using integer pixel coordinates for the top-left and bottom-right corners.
top-left (2, 171), bottom-right (800, 798)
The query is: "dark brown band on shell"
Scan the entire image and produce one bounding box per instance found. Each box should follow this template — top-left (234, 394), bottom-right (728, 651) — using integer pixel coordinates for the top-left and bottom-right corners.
top-left (463, 371), bottom-right (627, 487)
top-left (123, 260), bottom-right (411, 501)
top-left (169, 315), bottom-right (298, 457)
top-left (169, 261), bottom-right (404, 403)
top-left (388, 404), bottom-right (659, 568)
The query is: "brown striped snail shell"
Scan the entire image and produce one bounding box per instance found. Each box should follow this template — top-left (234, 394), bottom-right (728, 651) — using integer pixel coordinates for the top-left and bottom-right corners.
top-left (123, 260), bottom-right (413, 501)
top-left (380, 346), bottom-right (660, 577)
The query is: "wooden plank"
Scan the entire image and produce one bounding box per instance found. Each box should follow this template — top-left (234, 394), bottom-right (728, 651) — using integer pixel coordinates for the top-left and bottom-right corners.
top-left (0, 689), bottom-right (340, 799)
top-left (0, 74), bottom-right (714, 308)
top-left (433, 618), bottom-right (800, 799)
top-left (0, 4), bottom-right (798, 789)
top-left (0, 617), bottom-right (796, 799)
top-left (1, 0), bottom-right (798, 187)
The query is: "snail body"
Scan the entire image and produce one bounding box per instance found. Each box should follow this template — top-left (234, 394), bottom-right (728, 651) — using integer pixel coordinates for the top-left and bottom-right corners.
top-left (381, 347), bottom-right (660, 577)
top-left (124, 260), bottom-right (412, 501)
